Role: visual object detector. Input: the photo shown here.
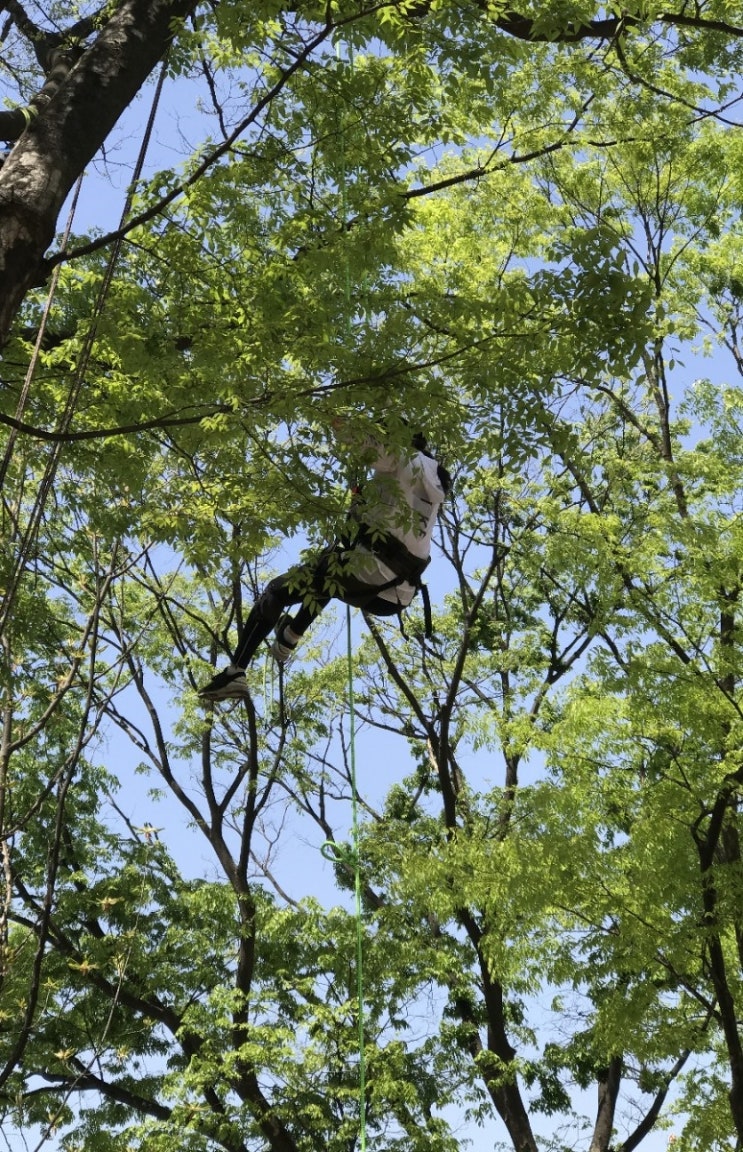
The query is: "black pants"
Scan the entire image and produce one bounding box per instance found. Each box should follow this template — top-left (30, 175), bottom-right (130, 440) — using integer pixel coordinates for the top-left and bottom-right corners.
top-left (233, 545), bottom-right (400, 668)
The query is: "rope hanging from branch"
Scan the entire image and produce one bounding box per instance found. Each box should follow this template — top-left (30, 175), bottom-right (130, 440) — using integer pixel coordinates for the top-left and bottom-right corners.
top-left (0, 57), bottom-right (169, 640)
top-left (320, 607), bottom-right (368, 1151)
top-left (326, 39), bottom-right (368, 1150)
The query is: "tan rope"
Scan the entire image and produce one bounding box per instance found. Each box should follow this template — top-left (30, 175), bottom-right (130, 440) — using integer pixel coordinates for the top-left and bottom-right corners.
top-left (0, 59), bottom-right (168, 639)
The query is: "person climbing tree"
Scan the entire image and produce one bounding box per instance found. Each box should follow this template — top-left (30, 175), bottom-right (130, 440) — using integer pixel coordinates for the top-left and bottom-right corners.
top-left (198, 420), bottom-right (451, 701)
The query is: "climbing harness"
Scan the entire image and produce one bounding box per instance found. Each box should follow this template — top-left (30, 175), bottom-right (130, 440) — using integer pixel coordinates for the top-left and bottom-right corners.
top-left (348, 521), bottom-right (434, 638)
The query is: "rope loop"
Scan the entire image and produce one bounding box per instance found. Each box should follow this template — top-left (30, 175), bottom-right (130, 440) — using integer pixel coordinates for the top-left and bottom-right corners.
top-left (321, 839), bottom-right (357, 869)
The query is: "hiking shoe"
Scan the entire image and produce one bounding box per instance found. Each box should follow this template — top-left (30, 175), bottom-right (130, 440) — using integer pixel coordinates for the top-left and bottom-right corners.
top-left (270, 615), bottom-right (300, 665)
top-left (198, 665), bottom-right (250, 701)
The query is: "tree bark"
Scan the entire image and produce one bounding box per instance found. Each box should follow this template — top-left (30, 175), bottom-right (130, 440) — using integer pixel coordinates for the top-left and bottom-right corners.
top-left (0, 0), bottom-right (198, 345)
top-left (589, 1056), bottom-right (622, 1152)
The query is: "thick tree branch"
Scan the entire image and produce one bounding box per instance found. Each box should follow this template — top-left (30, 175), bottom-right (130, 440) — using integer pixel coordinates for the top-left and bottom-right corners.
top-left (33, 1061), bottom-right (173, 1123)
top-left (0, 402), bottom-right (234, 442)
top-left (590, 1055), bottom-right (622, 1152)
top-left (620, 1049), bottom-right (691, 1152)
top-left (0, 0), bottom-right (200, 343)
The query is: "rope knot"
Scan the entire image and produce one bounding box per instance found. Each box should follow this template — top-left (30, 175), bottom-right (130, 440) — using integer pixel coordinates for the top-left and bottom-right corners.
top-left (321, 839), bottom-right (357, 869)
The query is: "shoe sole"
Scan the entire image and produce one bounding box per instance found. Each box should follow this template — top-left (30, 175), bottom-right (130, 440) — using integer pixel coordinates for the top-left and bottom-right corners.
top-left (272, 614), bottom-right (299, 662)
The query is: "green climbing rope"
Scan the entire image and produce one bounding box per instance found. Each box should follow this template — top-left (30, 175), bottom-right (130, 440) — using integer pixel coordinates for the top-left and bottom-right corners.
top-left (320, 632), bottom-right (367, 1148)
top-left (338, 37), bottom-right (367, 1149)
top-left (345, 603), bottom-right (367, 1150)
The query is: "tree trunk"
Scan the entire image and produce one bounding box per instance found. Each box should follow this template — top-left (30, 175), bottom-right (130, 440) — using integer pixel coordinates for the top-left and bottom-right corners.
top-left (589, 1056), bottom-right (622, 1152)
top-left (0, 0), bottom-right (198, 345)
